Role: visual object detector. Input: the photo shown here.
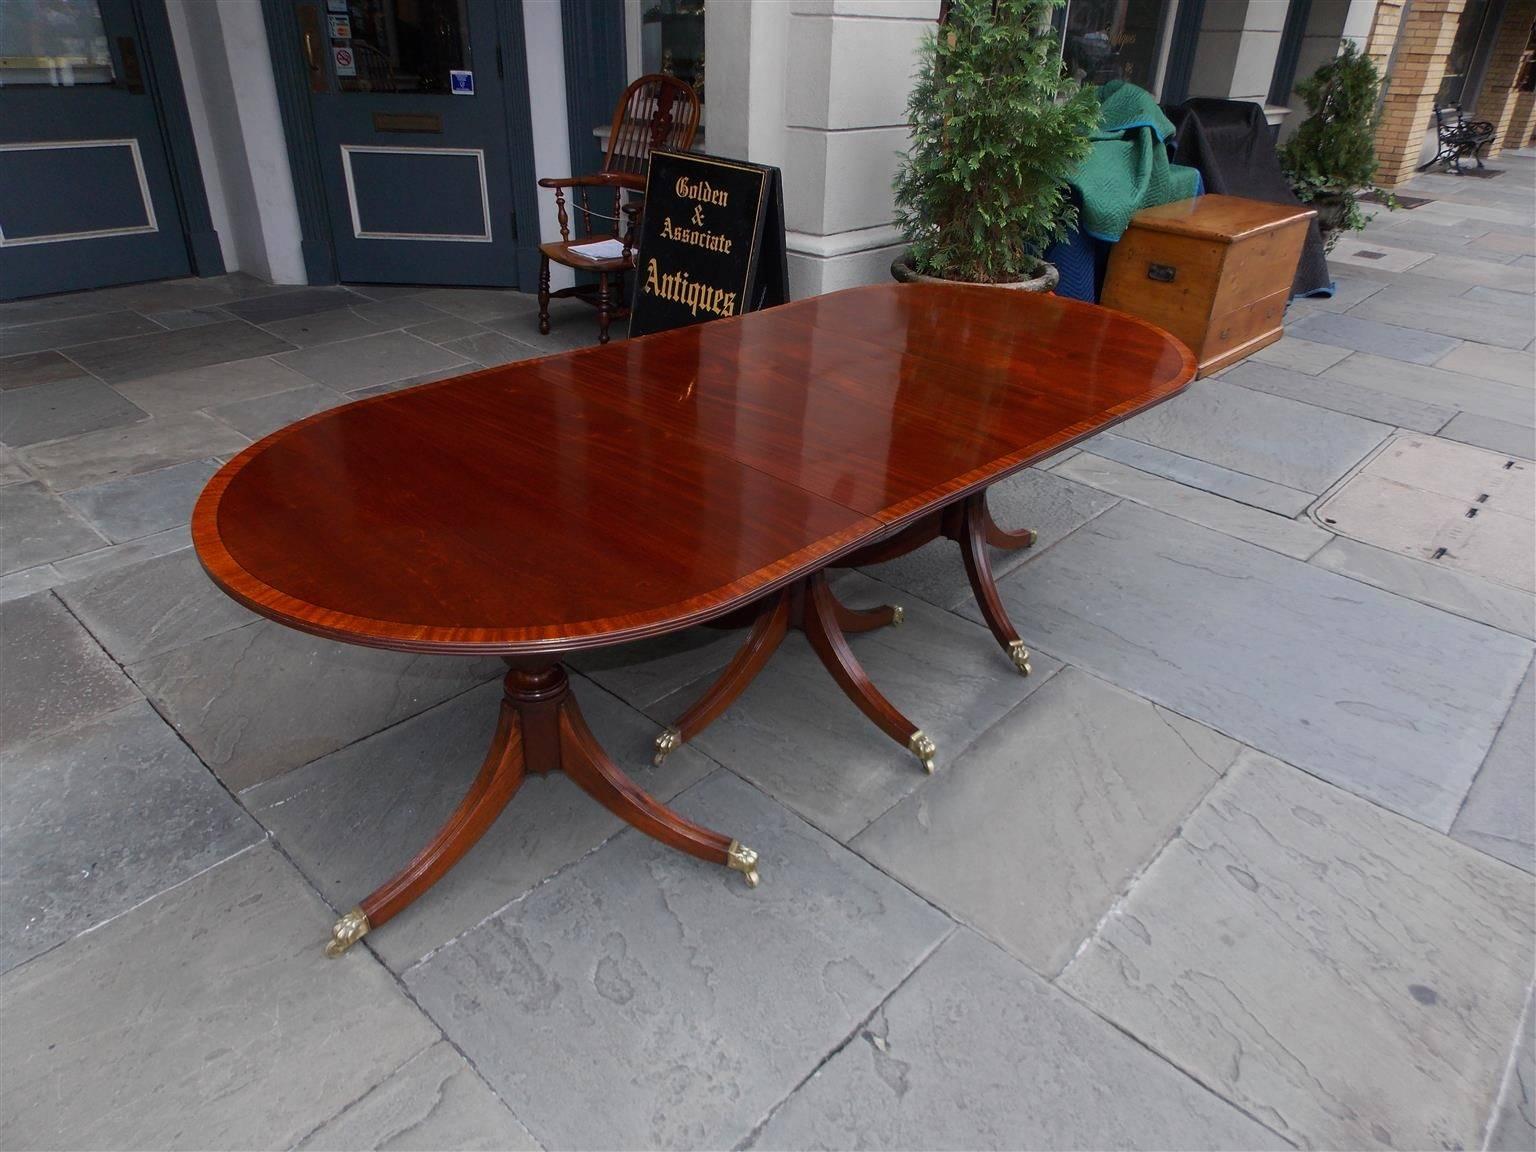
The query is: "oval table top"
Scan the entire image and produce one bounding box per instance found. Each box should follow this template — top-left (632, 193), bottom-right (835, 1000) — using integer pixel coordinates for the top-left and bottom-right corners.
top-left (193, 283), bottom-right (1193, 655)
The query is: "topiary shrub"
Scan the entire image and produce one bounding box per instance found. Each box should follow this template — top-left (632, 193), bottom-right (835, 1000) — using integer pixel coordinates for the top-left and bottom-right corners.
top-left (1280, 41), bottom-right (1395, 249)
top-left (893, 0), bottom-right (1099, 284)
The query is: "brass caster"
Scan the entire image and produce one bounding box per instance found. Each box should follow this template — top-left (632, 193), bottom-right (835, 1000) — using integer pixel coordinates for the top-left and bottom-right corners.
top-left (653, 728), bottom-right (681, 767)
top-left (727, 840), bottom-right (760, 888)
top-left (1021, 528), bottom-right (1039, 548)
top-left (1008, 640), bottom-right (1032, 676)
top-left (908, 730), bottom-right (937, 774)
top-left (890, 605), bottom-right (905, 627)
top-left (324, 906), bottom-right (370, 957)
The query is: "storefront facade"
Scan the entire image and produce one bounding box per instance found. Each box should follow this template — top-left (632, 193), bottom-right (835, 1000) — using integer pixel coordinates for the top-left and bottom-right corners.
top-left (3, 0), bottom-right (1532, 302)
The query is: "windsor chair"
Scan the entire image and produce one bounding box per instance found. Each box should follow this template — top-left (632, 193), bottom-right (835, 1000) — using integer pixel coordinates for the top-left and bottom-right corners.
top-left (536, 74), bottom-right (701, 343)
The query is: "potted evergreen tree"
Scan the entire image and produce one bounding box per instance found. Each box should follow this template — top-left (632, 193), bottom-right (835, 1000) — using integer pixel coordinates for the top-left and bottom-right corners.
top-left (891, 0), bottom-right (1099, 290)
top-left (1281, 42), bottom-right (1394, 250)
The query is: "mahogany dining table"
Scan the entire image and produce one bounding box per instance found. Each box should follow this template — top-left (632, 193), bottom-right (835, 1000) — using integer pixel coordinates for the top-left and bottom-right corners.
top-left (193, 283), bottom-right (1193, 957)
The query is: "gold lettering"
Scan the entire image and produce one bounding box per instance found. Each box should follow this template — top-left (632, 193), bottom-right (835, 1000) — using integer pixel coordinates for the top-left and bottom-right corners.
top-left (639, 258), bottom-right (740, 319)
top-left (673, 175), bottom-right (730, 207)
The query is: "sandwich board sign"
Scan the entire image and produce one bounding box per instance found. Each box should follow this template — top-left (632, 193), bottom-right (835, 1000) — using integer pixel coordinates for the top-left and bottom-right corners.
top-left (628, 150), bottom-right (788, 338)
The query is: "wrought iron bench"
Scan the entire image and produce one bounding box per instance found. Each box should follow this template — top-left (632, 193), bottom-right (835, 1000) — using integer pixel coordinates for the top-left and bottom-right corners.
top-left (1419, 104), bottom-right (1496, 173)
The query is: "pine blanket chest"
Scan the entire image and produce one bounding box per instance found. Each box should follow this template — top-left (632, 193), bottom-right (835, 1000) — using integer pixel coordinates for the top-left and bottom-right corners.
top-left (1101, 194), bottom-right (1315, 376)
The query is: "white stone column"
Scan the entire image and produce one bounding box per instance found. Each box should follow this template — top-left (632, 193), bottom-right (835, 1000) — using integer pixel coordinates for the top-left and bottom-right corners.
top-left (708, 0), bottom-right (940, 298)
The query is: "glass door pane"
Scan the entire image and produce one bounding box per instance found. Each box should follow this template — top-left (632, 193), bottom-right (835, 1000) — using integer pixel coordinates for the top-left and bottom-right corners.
top-left (334, 0), bottom-right (470, 94)
top-left (0, 0), bottom-right (115, 87)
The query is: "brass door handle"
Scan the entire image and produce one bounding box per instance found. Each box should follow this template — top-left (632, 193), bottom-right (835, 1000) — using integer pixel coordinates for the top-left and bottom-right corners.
top-left (297, 5), bottom-right (326, 93)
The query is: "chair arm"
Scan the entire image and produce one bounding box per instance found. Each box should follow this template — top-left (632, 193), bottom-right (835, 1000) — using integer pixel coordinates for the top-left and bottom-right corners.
top-left (538, 173), bottom-right (638, 190)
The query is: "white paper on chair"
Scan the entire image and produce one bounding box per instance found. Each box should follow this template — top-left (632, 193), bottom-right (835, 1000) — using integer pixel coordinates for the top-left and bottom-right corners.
top-left (567, 239), bottom-right (627, 261)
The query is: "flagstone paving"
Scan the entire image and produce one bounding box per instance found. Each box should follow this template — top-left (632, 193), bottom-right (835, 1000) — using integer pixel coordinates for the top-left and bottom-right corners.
top-left (0, 158), bottom-right (1531, 1149)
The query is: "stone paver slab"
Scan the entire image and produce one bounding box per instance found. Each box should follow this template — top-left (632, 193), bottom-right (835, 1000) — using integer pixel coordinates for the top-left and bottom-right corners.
top-left (1435, 341), bottom-right (1536, 387)
top-left (0, 592), bottom-right (140, 752)
top-left (221, 286), bottom-right (361, 325)
top-left (1248, 337), bottom-right (1353, 375)
top-left (1061, 751), bottom-right (1536, 1151)
top-left (1489, 989), bottom-right (1536, 1152)
top-left (0, 310), bottom-right (161, 357)
top-left (1223, 359), bottom-right (1454, 434)
top-left (65, 320), bottom-right (296, 384)
top-left (296, 1042), bottom-right (538, 1152)
top-left (857, 467), bottom-right (1119, 611)
top-left (1052, 454), bottom-right (1329, 559)
top-left (753, 929), bottom-right (1286, 1152)
top-left (1080, 429), bottom-right (1315, 515)
top-left (51, 525), bottom-right (190, 584)
top-left (657, 573), bottom-right (1061, 841)
top-left (263, 308), bottom-right (385, 348)
top-left (1310, 536), bottom-right (1534, 639)
top-left (405, 770), bottom-right (951, 1151)
top-left (1441, 411), bottom-right (1536, 460)
top-left (1112, 378), bottom-right (1390, 494)
top-left (129, 619), bottom-right (500, 790)
top-left (1418, 253), bottom-right (1536, 293)
top-left (247, 675), bottom-right (715, 971)
top-left (0, 845), bottom-right (440, 1152)
top-left (61, 457), bottom-right (219, 543)
top-left (16, 411), bottom-right (247, 491)
top-left (1452, 661), bottom-right (1535, 873)
top-left (439, 330), bottom-right (543, 367)
top-left (1351, 288), bottom-right (1534, 348)
top-left (981, 501), bottom-right (1533, 830)
top-left (203, 382), bottom-right (348, 441)
top-left (854, 668), bottom-right (1233, 976)
top-left (57, 548), bottom-right (255, 665)
top-left (0, 702), bottom-right (262, 974)
top-left (1327, 239), bottom-right (1433, 272)
top-left (1324, 353), bottom-right (1534, 428)
top-left (0, 377), bottom-right (147, 447)
top-left (0, 350), bottom-right (95, 391)
top-left (1289, 311), bottom-right (1463, 364)
top-left (276, 331), bottom-right (470, 392)
top-left (0, 443), bottom-right (29, 485)
top-left (1, 480), bottom-right (105, 573)
top-left (109, 355), bottom-right (312, 415)
top-left (0, 564), bottom-right (58, 603)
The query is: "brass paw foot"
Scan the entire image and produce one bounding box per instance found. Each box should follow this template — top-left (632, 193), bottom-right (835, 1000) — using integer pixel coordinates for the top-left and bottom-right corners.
top-left (324, 906), bottom-right (370, 957)
top-left (890, 605), bottom-right (905, 626)
top-left (1008, 640), bottom-right (1032, 676)
top-left (652, 728), bottom-right (681, 767)
top-left (908, 730), bottom-right (937, 774)
top-left (727, 840), bottom-right (760, 887)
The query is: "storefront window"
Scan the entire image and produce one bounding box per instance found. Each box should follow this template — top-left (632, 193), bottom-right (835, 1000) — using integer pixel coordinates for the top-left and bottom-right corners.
top-left (0, 0), bottom-right (115, 87)
top-left (641, 0), bottom-right (704, 107)
top-left (1060, 0), bottom-right (1172, 91)
top-left (1435, 0), bottom-right (1492, 106)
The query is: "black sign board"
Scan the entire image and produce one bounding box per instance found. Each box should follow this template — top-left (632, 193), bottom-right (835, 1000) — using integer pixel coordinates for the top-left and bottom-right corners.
top-left (628, 150), bottom-right (789, 339)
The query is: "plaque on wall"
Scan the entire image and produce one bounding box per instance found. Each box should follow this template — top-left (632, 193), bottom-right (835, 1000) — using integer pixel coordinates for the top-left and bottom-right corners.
top-left (628, 150), bottom-right (788, 339)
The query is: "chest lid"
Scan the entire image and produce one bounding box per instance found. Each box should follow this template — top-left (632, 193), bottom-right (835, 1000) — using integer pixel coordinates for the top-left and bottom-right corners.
top-left (1127, 194), bottom-right (1316, 243)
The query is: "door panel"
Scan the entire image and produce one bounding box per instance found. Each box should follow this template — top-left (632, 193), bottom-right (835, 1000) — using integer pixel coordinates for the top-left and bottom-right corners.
top-left (299, 0), bottom-right (520, 286)
top-left (0, 0), bottom-right (191, 299)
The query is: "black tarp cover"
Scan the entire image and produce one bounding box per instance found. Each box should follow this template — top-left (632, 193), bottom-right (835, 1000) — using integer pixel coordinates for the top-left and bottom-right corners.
top-left (1163, 98), bottom-right (1334, 298)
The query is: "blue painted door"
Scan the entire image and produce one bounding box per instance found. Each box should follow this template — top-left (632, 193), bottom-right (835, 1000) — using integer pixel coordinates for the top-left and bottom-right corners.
top-left (299, 0), bottom-right (522, 286)
top-left (0, 0), bottom-right (192, 300)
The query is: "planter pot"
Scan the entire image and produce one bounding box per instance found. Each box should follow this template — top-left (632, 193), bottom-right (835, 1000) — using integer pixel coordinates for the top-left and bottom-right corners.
top-left (1309, 192), bottom-right (1350, 251)
top-left (890, 255), bottom-right (1059, 294)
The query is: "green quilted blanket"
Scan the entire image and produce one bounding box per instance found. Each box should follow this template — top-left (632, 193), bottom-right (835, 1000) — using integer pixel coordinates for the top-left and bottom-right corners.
top-left (1071, 80), bottom-right (1202, 241)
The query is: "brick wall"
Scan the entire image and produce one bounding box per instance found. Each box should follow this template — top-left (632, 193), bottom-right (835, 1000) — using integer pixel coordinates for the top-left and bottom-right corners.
top-left (1371, 0), bottom-right (1469, 186)
top-left (1475, 4), bottom-right (1536, 155)
top-left (1366, 0), bottom-right (1404, 72)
